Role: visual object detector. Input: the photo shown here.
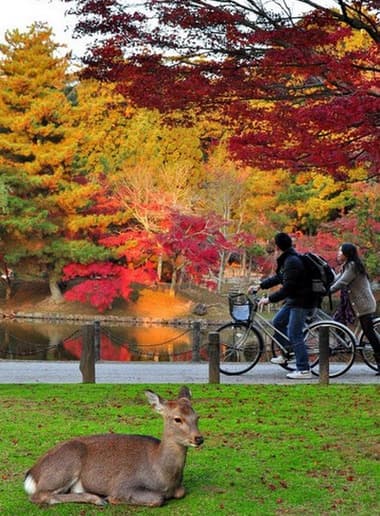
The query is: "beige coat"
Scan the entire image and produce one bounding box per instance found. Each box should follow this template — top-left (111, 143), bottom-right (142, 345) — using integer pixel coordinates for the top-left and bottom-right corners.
top-left (330, 261), bottom-right (377, 317)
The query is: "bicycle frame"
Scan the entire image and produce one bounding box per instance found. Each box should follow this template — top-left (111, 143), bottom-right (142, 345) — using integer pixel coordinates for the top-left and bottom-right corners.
top-left (249, 306), bottom-right (334, 354)
top-left (249, 310), bottom-right (289, 354)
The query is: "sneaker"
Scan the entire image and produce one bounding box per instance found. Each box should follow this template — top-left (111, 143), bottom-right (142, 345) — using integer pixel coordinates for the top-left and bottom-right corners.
top-left (271, 352), bottom-right (295, 365)
top-left (271, 355), bottom-right (288, 365)
top-left (286, 370), bottom-right (312, 380)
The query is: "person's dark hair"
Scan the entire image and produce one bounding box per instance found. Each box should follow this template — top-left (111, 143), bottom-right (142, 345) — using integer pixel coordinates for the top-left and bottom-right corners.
top-left (341, 243), bottom-right (367, 275)
top-left (274, 232), bottom-right (292, 252)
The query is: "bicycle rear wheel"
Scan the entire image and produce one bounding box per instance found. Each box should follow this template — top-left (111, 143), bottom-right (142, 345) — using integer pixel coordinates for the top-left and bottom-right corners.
top-left (218, 322), bottom-right (264, 375)
top-left (305, 320), bottom-right (356, 378)
top-left (358, 317), bottom-right (380, 371)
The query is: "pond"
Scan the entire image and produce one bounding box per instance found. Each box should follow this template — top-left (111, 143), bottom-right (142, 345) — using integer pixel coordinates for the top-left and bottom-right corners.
top-left (0, 319), bottom-right (210, 362)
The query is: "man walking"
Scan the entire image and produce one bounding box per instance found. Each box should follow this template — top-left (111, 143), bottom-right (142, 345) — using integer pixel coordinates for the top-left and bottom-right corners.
top-left (256, 232), bottom-right (316, 379)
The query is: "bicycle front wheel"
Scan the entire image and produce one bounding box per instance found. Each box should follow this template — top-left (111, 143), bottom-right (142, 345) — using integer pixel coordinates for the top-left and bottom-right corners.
top-left (358, 316), bottom-right (380, 371)
top-left (305, 320), bottom-right (356, 378)
top-left (218, 322), bottom-right (264, 375)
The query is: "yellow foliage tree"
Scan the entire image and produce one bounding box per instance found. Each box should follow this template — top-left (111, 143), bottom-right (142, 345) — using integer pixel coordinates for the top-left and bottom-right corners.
top-left (0, 25), bottom-right (107, 300)
top-left (276, 171), bottom-right (354, 234)
top-left (244, 168), bottom-right (292, 238)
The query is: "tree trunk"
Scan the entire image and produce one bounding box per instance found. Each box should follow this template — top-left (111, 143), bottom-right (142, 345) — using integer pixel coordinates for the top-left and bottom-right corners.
top-left (48, 273), bottom-right (64, 303)
top-left (169, 270), bottom-right (177, 296)
top-left (217, 251), bottom-right (226, 293)
top-left (1, 271), bottom-right (13, 301)
top-left (4, 281), bottom-right (12, 301)
top-left (157, 254), bottom-right (163, 281)
top-left (241, 250), bottom-right (247, 277)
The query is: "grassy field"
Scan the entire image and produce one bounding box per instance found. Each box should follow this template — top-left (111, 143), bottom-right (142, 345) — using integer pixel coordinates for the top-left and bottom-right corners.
top-left (1, 384), bottom-right (379, 515)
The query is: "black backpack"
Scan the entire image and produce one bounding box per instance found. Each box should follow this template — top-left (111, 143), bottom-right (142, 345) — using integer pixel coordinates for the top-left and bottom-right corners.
top-left (300, 252), bottom-right (335, 308)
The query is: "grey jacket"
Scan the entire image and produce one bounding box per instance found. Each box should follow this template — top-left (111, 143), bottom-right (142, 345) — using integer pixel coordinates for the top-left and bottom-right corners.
top-left (330, 261), bottom-right (377, 317)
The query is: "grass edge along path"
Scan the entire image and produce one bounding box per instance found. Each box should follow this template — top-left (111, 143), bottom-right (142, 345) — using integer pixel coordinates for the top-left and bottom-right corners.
top-left (0, 384), bottom-right (379, 516)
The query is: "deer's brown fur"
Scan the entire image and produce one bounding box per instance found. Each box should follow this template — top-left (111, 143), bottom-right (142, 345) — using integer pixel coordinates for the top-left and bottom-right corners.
top-left (24, 386), bottom-right (203, 507)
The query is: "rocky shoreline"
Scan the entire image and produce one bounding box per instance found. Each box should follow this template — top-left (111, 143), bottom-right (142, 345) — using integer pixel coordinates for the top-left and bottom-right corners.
top-left (0, 308), bottom-right (223, 329)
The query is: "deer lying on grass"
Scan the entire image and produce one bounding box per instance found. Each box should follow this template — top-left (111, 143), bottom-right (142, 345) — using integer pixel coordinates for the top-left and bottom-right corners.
top-left (24, 386), bottom-right (203, 507)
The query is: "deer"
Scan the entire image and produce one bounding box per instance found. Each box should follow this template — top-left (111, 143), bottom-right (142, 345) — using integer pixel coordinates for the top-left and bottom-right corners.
top-left (24, 386), bottom-right (203, 507)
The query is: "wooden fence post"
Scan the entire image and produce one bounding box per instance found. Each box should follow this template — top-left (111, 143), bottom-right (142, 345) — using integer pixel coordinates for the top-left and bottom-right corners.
top-left (208, 331), bottom-right (220, 384)
top-left (319, 326), bottom-right (329, 385)
top-left (192, 321), bottom-right (201, 363)
top-left (94, 320), bottom-right (101, 361)
top-left (80, 324), bottom-right (96, 383)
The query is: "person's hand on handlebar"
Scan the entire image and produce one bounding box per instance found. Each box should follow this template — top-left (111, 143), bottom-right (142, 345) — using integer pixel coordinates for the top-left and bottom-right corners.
top-left (247, 284), bottom-right (260, 295)
top-left (248, 285), bottom-right (269, 306)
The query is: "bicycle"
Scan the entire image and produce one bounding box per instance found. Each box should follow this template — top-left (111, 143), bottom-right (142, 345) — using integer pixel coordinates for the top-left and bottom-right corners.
top-left (217, 291), bottom-right (357, 377)
top-left (342, 317), bottom-right (380, 372)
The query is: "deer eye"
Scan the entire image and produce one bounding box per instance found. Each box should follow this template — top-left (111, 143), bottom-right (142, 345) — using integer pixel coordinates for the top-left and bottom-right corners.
top-left (174, 417), bottom-right (182, 424)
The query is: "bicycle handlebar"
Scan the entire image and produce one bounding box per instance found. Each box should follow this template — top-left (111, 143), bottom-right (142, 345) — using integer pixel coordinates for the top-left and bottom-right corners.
top-left (247, 286), bottom-right (262, 298)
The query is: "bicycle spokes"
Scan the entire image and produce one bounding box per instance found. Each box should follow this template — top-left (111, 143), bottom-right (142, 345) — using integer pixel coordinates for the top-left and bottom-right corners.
top-left (218, 322), bottom-right (264, 375)
top-left (305, 322), bottom-right (356, 378)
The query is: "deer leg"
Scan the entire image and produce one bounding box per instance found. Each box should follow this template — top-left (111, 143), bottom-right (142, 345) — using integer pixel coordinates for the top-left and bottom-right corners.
top-left (173, 485), bottom-right (186, 499)
top-left (108, 487), bottom-right (165, 507)
top-left (30, 491), bottom-right (107, 506)
top-left (50, 492), bottom-right (107, 505)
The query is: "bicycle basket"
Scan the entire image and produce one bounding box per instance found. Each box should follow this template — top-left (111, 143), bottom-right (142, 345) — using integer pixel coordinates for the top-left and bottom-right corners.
top-left (229, 293), bottom-right (253, 322)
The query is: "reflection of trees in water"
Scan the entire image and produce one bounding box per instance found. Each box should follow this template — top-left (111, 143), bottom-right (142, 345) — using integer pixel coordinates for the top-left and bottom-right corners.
top-left (119, 326), bottom-right (191, 360)
top-left (0, 321), bottom-right (80, 360)
top-left (0, 321), bottom-right (193, 361)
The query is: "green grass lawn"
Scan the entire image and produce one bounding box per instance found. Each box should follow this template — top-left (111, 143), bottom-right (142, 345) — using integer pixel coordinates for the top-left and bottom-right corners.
top-left (1, 384), bottom-right (379, 515)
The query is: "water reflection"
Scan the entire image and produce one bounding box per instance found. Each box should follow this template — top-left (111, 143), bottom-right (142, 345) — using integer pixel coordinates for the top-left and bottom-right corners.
top-left (0, 319), bottom-right (198, 362)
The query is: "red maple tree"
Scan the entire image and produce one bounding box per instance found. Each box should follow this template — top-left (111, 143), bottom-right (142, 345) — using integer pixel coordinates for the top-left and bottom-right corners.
top-left (158, 210), bottom-right (231, 293)
top-left (62, 0), bottom-right (379, 177)
top-left (62, 229), bottom-right (158, 312)
top-left (62, 209), bottom-right (235, 310)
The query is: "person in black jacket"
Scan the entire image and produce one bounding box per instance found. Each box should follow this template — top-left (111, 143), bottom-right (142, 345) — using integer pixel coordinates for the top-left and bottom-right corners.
top-left (256, 232), bottom-right (317, 379)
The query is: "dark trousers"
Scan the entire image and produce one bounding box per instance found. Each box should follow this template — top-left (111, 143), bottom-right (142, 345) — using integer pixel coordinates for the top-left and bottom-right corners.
top-left (359, 314), bottom-right (380, 360)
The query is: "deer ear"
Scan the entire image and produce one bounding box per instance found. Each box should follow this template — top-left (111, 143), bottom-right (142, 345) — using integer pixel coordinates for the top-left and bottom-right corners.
top-left (145, 390), bottom-right (165, 413)
top-left (178, 386), bottom-right (192, 400)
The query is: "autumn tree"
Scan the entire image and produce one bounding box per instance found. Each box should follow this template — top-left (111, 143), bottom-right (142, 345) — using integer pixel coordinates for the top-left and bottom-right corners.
top-left (243, 168), bottom-right (292, 239)
top-left (62, 0), bottom-right (379, 178)
top-left (62, 233), bottom-right (157, 312)
top-left (70, 79), bottom-right (134, 177)
top-left (71, 85), bottom-right (204, 232)
top-left (320, 177), bottom-right (380, 277)
top-left (0, 172), bottom-right (13, 299)
top-left (60, 82), bottom-right (208, 309)
top-left (200, 145), bottom-right (248, 231)
top-left (281, 172), bottom-right (380, 280)
top-left (275, 171), bottom-right (355, 235)
top-left (105, 107), bottom-right (207, 280)
top-left (0, 25), bottom-right (108, 301)
top-left (109, 108), bottom-right (204, 223)
top-left (158, 210), bottom-right (230, 294)
top-left (196, 144), bottom-right (254, 281)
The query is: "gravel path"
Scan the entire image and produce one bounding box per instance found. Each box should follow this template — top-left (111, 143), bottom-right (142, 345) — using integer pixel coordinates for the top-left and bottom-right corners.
top-left (0, 360), bottom-right (378, 385)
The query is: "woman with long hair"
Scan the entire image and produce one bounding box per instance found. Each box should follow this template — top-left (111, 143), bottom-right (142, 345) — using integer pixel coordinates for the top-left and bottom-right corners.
top-left (330, 243), bottom-right (380, 375)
